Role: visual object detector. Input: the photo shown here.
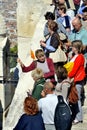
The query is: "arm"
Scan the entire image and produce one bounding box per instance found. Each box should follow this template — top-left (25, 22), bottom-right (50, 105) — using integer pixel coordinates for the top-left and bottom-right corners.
top-left (44, 58), bottom-right (55, 79)
top-left (62, 82), bottom-right (70, 100)
top-left (32, 84), bottom-right (44, 100)
top-left (17, 58), bottom-right (36, 72)
top-left (50, 33), bottom-right (60, 50)
top-left (44, 22), bottom-right (50, 38)
top-left (68, 54), bottom-right (84, 78)
top-left (21, 61), bottom-right (36, 72)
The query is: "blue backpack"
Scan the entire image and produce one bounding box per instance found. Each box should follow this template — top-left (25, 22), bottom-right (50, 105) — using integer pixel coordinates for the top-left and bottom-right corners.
top-left (54, 95), bottom-right (72, 130)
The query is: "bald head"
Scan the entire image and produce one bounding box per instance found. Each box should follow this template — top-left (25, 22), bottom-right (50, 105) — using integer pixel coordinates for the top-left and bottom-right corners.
top-left (72, 17), bottom-right (81, 25)
top-left (43, 81), bottom-right (54, 94)
top-left (72, 17), bottom-right (82, 31)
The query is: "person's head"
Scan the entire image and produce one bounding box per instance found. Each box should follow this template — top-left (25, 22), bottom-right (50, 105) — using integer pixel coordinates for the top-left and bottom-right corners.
top-left (24, 96), bottom-right (39, 115)
top-left (35, 49), bottom-right (45, 62)
top-left (82, 7), bottom-right (87, 20)
top-left (58, 0), bottom-right (65, 4)
top-left (43, 81), bottom-right (54, 95)
top-left (58, 4), bottom-right (66, 14)
top-left (44, 12), bottom-right (55, 20)
top-left (31, 68), bottom-right (44, 81)
top-left (48, 21), bottom-right (58, 32)
top-left (72, 17), bottom-right (82, 31)
top-left (71, 40), bottom-right (83, 54)
top-left (56, 66), bottom-right (68, 82)
top-left (83, 0), bottom-right (87, 5)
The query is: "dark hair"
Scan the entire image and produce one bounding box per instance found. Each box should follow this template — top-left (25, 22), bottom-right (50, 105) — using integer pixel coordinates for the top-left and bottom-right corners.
top-left (24, 96), bottom-right (39, 115)
top-left (56, 66), bottom-right (68, 81)
top-left (44, 12), bottom-right (55, 20)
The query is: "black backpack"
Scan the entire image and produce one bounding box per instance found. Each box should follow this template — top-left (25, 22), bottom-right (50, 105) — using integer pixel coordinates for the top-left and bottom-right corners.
top-left (54, 95), bottom-right (72, 130)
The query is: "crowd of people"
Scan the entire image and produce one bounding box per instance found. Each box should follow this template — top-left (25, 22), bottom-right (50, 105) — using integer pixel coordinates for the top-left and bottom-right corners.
top-left (3, 0), bottom-right (87, 130)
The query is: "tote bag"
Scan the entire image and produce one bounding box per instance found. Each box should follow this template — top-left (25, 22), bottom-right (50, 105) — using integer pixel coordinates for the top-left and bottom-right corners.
top-left (50, 46), bottom-right (67, 63)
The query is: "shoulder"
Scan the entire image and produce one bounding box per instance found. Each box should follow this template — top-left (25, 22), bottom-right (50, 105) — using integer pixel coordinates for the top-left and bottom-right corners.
top-left (19, 114), bottom-right (30, 121)
top-left (76, 54), bottom-right (84, 60)
top-left (62, 80), bottom-right (71, 88)
top-left (46, 58), bottom-right (53, 62)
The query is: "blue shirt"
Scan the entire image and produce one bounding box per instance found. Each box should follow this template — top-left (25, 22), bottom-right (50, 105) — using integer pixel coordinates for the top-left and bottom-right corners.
top-left (68, 27), bottom-right (87, 45)
top-left (45, 36), bottom-right (56, 52)
top-left (13, 113), bottom-right (45, 130)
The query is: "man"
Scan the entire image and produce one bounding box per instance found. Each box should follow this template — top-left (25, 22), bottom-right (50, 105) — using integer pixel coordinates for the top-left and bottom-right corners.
top-left (68, 17), bottom-right (87, 46)
top-left (38, 81), bottom-right (58, 130)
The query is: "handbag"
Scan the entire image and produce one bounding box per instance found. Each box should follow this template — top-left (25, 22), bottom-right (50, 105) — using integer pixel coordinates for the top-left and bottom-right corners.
top-left (68, 82), bottom-right (79, 104)
top-left (50, 46), bottom-right (67, 63)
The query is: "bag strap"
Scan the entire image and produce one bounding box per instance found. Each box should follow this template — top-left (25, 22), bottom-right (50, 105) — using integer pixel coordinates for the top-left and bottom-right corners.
top-left (61, 80), bottom-right (71, 90)
top-left (57, 95), bottom-right (64, 104)
top-left (61, 80), bottom-right (72, 100)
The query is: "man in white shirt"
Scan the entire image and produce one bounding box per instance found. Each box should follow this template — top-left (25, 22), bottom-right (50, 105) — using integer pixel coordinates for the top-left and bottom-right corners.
top-left (38, 81), bottom-right (58, 130)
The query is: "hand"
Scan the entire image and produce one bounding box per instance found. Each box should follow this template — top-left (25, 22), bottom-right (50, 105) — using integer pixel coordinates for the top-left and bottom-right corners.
top-left (17, 58), bottom-right (24, 67)
top-left (40, 41), bottom-right (46, 47)
top-left (41, 90), bottom-right (46, 97)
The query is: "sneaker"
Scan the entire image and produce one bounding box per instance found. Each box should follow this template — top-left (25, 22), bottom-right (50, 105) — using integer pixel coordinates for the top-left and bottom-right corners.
top-left (72, 119), bottom-right (83, 125)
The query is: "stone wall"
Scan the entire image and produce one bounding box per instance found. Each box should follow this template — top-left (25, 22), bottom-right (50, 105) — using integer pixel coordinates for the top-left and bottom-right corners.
top-left (0, 0), bottom-right (17, 47)
top-left (0, 0), bottom-right (52, 61)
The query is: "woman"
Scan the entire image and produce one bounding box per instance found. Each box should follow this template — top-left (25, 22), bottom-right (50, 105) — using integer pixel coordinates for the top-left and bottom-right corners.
top-left (13, 96), bottom-right (45, 130)
top-left (18, 49), bottom-right (56, 85)
top-left (68, 40), bottom-right (85, 124)
top-left (44, 11), bottom-right (68, 39)
top-left (40, 21), bottom-right (60, 57)
top-left (55, 66), bottom-right (71, 100)
top-left (31, 68), bottom-right (46, 100)
top-left (56, 4), bottom-right (72, 32)
top-left (55, 66), bottom-right (79, 122)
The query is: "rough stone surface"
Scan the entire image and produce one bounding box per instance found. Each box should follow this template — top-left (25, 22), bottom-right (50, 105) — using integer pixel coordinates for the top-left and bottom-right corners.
top-left (0, 0), bottom-right (17, 46)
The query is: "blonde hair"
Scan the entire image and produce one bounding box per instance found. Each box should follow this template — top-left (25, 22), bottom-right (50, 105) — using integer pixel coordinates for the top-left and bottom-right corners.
top-left (31, 68), bottom-right (44, 79)
top-left (72, 40), bottom-right (83, 53)
top-left (35, 49), bottom-right (45, 58)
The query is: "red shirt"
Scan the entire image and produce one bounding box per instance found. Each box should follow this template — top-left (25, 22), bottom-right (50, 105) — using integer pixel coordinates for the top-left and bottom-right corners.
top-left (68, 54), bottom-right (85, 82)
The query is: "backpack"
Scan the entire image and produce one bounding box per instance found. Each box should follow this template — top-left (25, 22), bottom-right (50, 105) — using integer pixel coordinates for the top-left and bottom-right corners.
top-left (54, 95), bottom-right (72, 130)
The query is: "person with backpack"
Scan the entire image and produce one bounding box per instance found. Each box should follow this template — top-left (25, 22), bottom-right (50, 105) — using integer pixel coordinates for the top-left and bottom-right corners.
top-left (38, 81), bottom-right (58, 130)
top-left (55, 66), bottom-right (71, 100)
top-left (54, 95), bottom-right (72, 130)
top-left (55, 66), bottom-right (79, 122)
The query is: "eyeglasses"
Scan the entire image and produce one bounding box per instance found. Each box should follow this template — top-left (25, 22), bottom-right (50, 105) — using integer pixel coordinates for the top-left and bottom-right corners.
top-left (58, 8), bottom-right (61, 11)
